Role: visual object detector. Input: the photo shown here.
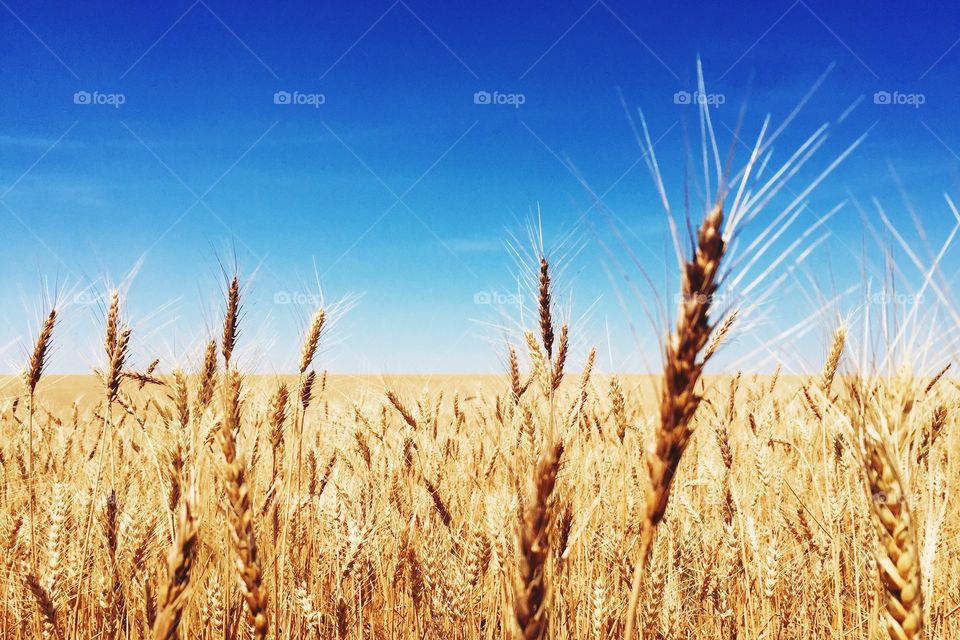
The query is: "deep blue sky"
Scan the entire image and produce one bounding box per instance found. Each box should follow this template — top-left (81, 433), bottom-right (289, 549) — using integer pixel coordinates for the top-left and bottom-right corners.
top-left (2, 1), bottom-right (959, 374)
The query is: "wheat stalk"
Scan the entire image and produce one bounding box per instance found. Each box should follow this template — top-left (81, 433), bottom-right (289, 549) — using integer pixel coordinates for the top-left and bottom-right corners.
top-left (26, 573), bottom-right (62, 640)
top-left (858, 426), bottom-right (923, 640)
top-left (821, 326), bottom-right (846, 397)
top-left (298, 309), bottom-right (326, 375)
top-left (538, 257), bottom-right (554, 360)
top-left (625, 202), bottom-right (726, 639)
top-left (221, 276), bottom-right (240, 369)
top-left (515, 440), bottom-right (563, 640)
top-left (217, 370), bottom-right (268, 638)
top-left (24, 309), bottom-right (56, 396)
top-left (152, 499), bottom-right (199, 640)
top-left (703, 308), bottom-right (737, 361)
top-left (386, 391), bottom-right (418, 429)
top-left (72, 291), bottom-right (128, 637)
top-left (195, 339), bottom-right (218, 414)
top-left (24, 308), bottom-right (56, 574)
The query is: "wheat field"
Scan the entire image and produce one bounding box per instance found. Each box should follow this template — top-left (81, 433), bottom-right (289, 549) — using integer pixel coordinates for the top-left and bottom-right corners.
top-left (1, 225), bottom-right (957, 640)
top-left (2, 66), bottom-right (956, 639)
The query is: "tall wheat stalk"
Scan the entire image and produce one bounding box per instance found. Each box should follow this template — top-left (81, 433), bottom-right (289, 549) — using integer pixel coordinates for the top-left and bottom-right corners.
top-left (215, 279), bottom-right (269, 639)
top-left (512, 255), bottom-right (568, 639)
top-left (218, 370), bottom-right (269, 638)
top-left (625, 202), bottom-right (726, 639)
top-left (23, 308), bottom-right (56, 574)
top-left (72, 291), bottom-right (129, 637)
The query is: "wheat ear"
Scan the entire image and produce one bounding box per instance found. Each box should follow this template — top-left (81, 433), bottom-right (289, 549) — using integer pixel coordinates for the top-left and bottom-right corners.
top-left (859, 428), bottom-right (923, 640)
top-left (538, 257), bottom-right (554, 360)
top-left (26, 573), bottom-right (62, 640)
top-left (820, 326), bottom-right (845, 397)
top-left (195, 339), bottom-right (218, 414)
top-left (221, 276), bottom-right (240, 369)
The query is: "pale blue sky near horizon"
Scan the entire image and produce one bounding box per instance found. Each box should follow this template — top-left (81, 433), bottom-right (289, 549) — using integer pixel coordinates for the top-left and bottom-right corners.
top-left (2, 1), bottom-right (959, 375)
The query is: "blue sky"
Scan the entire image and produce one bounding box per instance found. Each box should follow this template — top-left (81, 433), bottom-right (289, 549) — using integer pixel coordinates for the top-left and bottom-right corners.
top-left (2, 1), bottom-right (959, 375)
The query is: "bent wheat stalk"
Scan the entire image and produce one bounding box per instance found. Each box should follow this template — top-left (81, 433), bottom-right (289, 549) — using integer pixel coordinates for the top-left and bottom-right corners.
top-left (26, 573), bottom-right (61, 640)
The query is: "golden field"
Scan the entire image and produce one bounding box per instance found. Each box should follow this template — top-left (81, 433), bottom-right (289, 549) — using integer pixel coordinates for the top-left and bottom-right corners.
top-left (0, 114), bottom-right (951, 638)
top-left (1, 313), bottom-right (956, 639)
